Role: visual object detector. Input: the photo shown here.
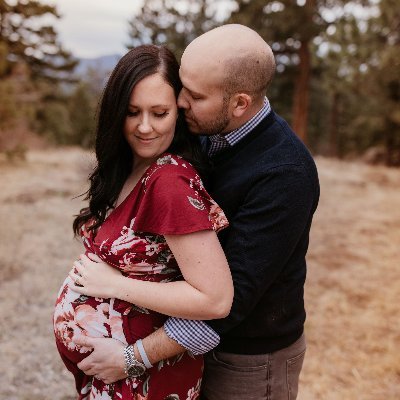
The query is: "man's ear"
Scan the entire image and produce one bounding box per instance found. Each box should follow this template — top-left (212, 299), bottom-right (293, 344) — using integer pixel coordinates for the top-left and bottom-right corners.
top-left (231, 93), bottom-right (252, 118)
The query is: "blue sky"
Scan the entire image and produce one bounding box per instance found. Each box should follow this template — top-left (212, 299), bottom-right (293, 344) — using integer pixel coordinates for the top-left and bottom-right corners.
top-left (43, 0), bottom-right (143, 58)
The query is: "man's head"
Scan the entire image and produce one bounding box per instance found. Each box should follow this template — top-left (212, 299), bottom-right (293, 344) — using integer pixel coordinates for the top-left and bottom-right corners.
top-left (178, 24), bottom-right (275, 135)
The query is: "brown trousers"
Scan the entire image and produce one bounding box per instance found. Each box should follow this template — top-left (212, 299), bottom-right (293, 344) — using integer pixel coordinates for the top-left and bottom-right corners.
top-left (200, 334), bottom-right (306, 400)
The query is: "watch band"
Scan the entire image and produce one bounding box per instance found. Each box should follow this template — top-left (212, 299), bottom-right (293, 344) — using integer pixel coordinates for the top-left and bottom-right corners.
top-left (123, 344), bottom-right (146, 378)
top-left (136, 339), bottom-right (153, 369)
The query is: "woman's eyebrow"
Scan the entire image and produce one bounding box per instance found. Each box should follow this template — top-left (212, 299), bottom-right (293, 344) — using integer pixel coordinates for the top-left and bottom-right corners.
top-left (128, 104), bottom-right (171, 108)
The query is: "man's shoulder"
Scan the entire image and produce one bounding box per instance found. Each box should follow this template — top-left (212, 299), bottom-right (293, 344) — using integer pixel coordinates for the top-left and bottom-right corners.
top-left (233, 113), bottom-right (319, 191)
top-left (255, 113), bottom-right (317, 169)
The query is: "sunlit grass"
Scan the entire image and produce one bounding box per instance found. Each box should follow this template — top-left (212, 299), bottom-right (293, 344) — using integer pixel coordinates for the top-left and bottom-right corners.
top-left (0, 149), bottom-right (399, 399)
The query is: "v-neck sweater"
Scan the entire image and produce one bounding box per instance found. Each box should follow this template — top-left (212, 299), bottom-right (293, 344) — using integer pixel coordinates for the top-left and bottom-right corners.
top-left (205, 110), bottom-right (320, 354)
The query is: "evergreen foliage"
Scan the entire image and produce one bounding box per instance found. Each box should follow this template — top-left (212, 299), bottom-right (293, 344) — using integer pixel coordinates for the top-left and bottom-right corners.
top-left (0, 0), bottom-right (95, 151)
top-left (357, 0), bottom-right (400, 165)
top-left (0, 0), bottom-right (77, 81)
top-left (67, 83), bottom-right (97, 148)
top-left (127, 0), bottom-right (399, 165)
top-left (0, 0), bottom-right (398, 165)
top-left (319, 0), bottom-right (400, 164)
top-left (127, 0), bottom-right (224, 58)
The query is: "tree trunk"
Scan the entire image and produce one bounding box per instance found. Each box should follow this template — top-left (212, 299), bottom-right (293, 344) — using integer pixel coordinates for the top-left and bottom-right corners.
top-left (328, 92), bottom-right (340, 157)
top-left (292, 39), bottom-right (311, 143)
top-left (384, 122), bottom-right (400, 166)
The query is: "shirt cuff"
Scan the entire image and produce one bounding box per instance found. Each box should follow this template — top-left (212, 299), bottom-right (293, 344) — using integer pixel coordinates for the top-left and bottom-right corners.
top-left (164, 318), bottom-right (220, 355)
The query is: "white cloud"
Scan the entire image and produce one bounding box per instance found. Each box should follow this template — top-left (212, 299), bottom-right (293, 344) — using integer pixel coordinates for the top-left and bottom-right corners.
top-left (42, 0), bottom-right (143, 58)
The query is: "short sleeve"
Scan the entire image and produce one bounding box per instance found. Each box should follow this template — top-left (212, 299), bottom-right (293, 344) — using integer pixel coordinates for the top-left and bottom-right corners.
top-left (132, 158), bottom-right (228, 235)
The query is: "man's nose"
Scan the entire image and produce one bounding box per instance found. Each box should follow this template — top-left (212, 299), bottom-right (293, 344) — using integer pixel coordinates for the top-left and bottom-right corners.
top-left (177, 90), bottom-right (189, 109)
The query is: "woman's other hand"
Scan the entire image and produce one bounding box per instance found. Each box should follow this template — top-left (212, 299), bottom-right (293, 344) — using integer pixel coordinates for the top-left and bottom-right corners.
top-left (69, 253), bottom-right (123, 298)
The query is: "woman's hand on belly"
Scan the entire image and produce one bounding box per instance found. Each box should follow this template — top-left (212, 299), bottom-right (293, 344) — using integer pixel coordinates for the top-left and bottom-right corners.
top-left (69, 253), bottom-right (124, 298)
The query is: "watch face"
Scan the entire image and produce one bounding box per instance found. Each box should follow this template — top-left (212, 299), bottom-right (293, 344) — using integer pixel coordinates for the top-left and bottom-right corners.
top-left (128, 363), bottom-right (146, 377)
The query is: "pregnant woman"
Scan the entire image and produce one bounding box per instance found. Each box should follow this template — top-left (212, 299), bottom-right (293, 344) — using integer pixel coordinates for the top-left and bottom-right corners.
top-left (53, 45), bottom-right (233, 400)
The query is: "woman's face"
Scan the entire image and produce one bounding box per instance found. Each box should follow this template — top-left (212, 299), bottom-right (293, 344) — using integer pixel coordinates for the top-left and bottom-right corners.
top-left (124, 73), bottom-right (178, 168)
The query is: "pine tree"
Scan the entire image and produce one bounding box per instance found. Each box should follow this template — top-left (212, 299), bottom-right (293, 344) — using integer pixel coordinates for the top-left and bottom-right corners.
top-left (0, 0), bottom-right (77, 81)
top-left (68, 83), bottom-right (96, 148)
top-left (127, 0), bottom-right (224, 59)
top-left (125, 0), bottom-right (398, 163)
top-left (363, 0), bottom-right (400, 165)
top-left (228, 0), bottom-right (354, 144)
top-left (320, 0), bottom-right (400, 165)
top-left (127, 0), bottom-right (350, 145)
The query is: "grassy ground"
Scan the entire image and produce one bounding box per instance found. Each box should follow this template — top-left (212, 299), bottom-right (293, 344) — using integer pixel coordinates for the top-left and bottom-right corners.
top-left (0, 148), bottom-right (399, 399)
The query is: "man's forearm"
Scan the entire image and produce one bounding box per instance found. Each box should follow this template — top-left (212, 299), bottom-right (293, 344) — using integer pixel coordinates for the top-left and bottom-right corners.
top-left (75, 321), bottom-right (217, 383)
top-left (139, 326), bottom-right (186, 364)
top-left (138, 318), bottom-right (221, 365)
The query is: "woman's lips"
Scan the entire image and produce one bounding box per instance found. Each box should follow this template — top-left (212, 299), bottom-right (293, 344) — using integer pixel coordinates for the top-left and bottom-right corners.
top-left (135, 136), bottom-right (157, 143)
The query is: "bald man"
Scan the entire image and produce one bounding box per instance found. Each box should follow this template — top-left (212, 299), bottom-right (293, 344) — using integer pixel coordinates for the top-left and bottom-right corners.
top-left (75, 24), bottom-right (319, 399)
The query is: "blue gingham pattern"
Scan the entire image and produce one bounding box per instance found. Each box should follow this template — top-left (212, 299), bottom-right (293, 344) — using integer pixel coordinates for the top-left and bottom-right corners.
top-left (208, 98), bottom-right (271, 157)
top-left (164, 318), bottom-right (220, 355)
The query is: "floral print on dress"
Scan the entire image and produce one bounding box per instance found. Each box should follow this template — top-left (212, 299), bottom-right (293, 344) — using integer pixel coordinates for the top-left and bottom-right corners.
top-left (187, 196), bottom-right (206, 211)
top-left (54, 153), bottom-right (228, 399)
top-left (186, 378), bottom-right (202, 400)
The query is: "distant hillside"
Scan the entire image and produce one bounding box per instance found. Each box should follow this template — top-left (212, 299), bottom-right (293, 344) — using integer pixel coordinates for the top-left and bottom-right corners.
top-left (75, 54), bottom-right (121, 76)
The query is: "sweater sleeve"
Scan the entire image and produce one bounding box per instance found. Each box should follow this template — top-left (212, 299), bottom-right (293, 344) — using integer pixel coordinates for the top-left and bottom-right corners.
top-left (206, 165), bottom-right (318, 334)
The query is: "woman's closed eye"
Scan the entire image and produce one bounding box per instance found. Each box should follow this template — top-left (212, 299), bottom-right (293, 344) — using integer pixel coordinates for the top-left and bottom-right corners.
top-left (127, 110), bottom-right (169, 118)
top-left (154, 111), bottom-right (169, 118)
top-left (127, 110), bottom-right (139, 117)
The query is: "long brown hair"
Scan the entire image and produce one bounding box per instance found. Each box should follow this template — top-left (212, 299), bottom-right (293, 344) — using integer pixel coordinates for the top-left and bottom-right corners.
top-left (73, 45), bottom-right (206, 235)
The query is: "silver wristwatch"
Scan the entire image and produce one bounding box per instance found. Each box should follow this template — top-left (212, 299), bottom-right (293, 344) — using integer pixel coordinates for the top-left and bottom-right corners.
top-left (124, 344), bottom-right (147, 378)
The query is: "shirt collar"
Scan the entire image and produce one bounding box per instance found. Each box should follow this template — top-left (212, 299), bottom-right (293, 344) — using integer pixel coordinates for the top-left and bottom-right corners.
top-left (209, 97), bottom-right (271, 147)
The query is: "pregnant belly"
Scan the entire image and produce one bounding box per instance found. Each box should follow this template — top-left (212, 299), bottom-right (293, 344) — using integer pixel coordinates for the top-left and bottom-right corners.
top-left (53, 276), bottom-right (127, 354)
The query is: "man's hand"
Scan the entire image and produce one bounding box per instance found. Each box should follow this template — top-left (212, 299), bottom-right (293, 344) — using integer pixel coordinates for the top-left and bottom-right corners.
top-left (74, 327), bottom-right (186, 384)
top-left (74, 336), bottom-right (127, 384)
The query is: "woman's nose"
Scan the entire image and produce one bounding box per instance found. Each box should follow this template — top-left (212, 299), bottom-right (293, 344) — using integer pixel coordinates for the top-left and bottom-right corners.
top-left (138, 116), bottom-right (152, 133)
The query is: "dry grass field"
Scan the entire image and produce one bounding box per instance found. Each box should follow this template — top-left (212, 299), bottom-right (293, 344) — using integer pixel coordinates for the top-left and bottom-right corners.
top-left (0, 147), bottom-right (399, 399)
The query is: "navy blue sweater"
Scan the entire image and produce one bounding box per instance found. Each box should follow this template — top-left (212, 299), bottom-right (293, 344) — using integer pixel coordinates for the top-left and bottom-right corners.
top-left (205, 111), bottom-right (319, 354)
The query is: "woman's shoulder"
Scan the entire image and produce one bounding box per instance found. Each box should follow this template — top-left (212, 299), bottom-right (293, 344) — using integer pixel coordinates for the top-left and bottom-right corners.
top-left (155, 153), bottom-right (197, 172)
top-left (133, 153), bottom-right (228, 235)
top-left (145, 153), bottom-right (200, 183)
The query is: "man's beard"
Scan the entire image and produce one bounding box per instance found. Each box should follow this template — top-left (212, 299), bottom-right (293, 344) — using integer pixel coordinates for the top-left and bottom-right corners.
top-left (188, 94), bottom-right (230, 136)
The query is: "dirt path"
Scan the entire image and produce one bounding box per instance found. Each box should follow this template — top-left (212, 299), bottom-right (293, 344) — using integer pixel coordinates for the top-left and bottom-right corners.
top-left (0, 149), bottom-right (399, 399)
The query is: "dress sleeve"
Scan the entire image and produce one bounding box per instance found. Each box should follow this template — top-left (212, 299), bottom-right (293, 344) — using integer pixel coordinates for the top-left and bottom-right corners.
top-left (133, 163), bottom-right (228, 235)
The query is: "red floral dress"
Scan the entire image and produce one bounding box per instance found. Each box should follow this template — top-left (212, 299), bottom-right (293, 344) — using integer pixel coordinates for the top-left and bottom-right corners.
top-left (53, 153), bottom-right (228, 400)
